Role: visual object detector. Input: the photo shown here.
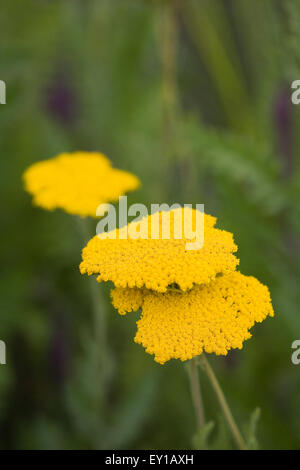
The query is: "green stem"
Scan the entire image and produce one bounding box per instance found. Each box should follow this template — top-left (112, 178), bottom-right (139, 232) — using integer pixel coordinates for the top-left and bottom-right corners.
top-left (161, 2), bottom-right (178, 123)
top-left (198, 354), bottom-right (247, 450)
top-left (157, 0), bottom-right (179, 199)
top-left (88, 271), bottom-right (107, 368)
top-left (76, 216), bottom-right (108, 382)
top-left (188, 358), bottom-right (205, 431)
top-left (181, 0), bottom-right (254, 134)
top-left (158, 1), bottom-right (197, 201)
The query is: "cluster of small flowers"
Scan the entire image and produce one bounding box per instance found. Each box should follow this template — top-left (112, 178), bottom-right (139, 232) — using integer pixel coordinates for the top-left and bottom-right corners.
top-left (80, 210), bottom-right (239, 292)
top-left (110, 272), bottom-right (273, 364)
top-left (81, 208), bottom-right (274, 364)
top-left (23, 152), bottom-right (140, 217)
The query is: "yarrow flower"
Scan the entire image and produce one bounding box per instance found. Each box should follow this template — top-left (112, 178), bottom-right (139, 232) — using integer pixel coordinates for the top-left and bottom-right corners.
top-left (80, 208), bottom-right (274, 364)
top-left (23, 151), bottom-right (140, 217)
top-left (80, 209), bottom-right (239, 292)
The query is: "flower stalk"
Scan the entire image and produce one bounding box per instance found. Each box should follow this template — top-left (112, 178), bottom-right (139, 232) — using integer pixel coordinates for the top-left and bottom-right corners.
top-left (188, 358), bottom-right (205, 431)
top-left (197, 354), bottom-right (247, 450)
top-left (77, 217), bottom-right (109, 384)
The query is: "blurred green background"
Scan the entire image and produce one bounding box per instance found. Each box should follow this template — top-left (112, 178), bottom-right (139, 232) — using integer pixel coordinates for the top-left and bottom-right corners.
top-left (1, 0), bottom-right (300, 450)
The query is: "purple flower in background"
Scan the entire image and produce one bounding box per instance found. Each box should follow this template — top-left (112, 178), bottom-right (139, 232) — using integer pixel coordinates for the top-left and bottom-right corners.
top-left (46, 69), bottom-right (76, 125)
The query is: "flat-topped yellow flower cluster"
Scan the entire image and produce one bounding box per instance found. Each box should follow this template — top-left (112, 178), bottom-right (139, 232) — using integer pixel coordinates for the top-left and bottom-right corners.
top-left (23, 151), bottom-right (140, 217)
top-left (80, 210), bottom-right (239, 292)
top-left (80, 208), bottom-right (274, 364)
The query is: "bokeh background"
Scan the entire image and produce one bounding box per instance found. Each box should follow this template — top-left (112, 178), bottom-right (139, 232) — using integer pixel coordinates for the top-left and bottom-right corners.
top-left (1, 0), bottom-right (300, 450)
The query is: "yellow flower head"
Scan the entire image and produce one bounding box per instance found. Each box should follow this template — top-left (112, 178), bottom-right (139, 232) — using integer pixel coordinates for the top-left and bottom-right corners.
top-left (111, 272), bottom-right (274, 364)
top-left (80, 208), bottom-right (274, 364)
top-left (23, 151), bottom-right (140, 217)
top-left (80, 208), bottom-right (239, 292)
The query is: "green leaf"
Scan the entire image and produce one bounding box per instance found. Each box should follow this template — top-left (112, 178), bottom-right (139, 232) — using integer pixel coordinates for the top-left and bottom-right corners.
top-left (246, 407), bottom-right (261, 450)
top-left (192, 421), bottom-right (215, 450)
top-left (210, 415), bottom-right (232, 450)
